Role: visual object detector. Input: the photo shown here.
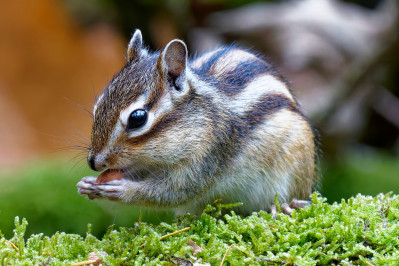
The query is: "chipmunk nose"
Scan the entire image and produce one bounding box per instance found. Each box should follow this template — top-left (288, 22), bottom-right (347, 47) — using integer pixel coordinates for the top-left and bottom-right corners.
top-left (88, 155), bottom-right (96, 171)
top-left (87, 154), bottom-right (107, 171)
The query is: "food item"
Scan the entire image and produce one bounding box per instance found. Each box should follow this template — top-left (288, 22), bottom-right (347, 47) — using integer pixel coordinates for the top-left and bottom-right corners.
top-left (96, 169), bottom-right (123, 184)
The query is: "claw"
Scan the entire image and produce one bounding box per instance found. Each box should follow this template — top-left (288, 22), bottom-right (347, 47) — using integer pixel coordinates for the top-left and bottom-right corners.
top-left (281, 203), bottom-right (293, 215)
top-left (77, 181), bottom-right (96, 190)
top-left (289, 199), bottom-right (312, 209)
top-left (270, 205), bottom-right (278, 220)
top-left (81, 176), bottom-right (98, 184)
top-left (270, 199), bottom-right (312, 218)
top-left (88, 193), bottom-right (100, 200)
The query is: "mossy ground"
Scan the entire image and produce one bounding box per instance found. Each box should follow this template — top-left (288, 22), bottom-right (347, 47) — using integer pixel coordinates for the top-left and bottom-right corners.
top-left (2, 193), bottom-right (399, 265)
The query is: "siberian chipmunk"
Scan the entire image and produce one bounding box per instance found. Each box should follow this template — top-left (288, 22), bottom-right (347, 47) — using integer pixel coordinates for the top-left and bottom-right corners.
top-left (77, 29), bottom-right (317, 216)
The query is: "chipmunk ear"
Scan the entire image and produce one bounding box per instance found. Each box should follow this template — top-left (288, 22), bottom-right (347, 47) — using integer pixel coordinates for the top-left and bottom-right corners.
top-left (127, 29), bottom-right (144, 62)
top-left (161, 39), bottom-right (188, 79)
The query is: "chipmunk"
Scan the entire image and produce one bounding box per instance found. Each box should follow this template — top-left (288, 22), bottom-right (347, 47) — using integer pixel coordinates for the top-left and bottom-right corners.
top-left (77, 29), bottom-right (317, 216)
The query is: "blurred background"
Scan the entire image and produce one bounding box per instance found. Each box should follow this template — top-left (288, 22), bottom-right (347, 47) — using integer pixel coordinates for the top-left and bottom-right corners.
top-left (0, 0), bottom-right (398, 238)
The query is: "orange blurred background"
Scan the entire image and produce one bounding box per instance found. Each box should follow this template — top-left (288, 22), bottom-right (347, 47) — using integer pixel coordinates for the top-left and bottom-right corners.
top-left (0, 0), bottom-right (126, 165)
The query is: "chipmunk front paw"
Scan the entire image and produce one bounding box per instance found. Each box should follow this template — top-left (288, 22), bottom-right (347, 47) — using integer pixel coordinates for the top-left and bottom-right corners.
top-left (77, 176), bottom-right (129, 201)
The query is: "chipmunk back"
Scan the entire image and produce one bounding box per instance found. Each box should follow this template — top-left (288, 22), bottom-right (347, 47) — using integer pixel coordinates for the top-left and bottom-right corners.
top-left (77, 29), bottom-right (317, 215)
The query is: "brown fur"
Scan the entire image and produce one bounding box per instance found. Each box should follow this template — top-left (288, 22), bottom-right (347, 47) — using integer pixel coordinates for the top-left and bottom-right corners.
top-left (79, 30), bottom-right (318, 216)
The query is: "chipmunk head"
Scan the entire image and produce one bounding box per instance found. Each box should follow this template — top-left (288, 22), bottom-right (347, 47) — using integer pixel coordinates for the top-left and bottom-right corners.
top-left (88, 29), bottom-right (208, 172)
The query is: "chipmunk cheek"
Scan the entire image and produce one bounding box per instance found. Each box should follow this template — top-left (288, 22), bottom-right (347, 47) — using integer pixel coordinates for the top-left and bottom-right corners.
top-left (105, 153), bottom-right (119, 168)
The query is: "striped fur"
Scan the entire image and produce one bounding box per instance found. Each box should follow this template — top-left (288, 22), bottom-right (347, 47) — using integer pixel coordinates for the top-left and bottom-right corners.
top-left (82, 30), bottom-right (317, 215)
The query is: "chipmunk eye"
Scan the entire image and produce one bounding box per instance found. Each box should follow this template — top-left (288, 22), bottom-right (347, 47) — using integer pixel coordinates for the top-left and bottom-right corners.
top-left (127, 109), bottom-right (147, 131)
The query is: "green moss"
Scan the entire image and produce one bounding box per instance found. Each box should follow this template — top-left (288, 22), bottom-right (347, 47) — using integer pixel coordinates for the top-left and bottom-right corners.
top-left (2, 193), bottom-right (399, 265)
top-left (0, 160), bottom-right (174, 239)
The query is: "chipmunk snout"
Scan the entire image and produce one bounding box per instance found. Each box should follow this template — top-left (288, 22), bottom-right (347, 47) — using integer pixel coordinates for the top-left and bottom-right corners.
top-left (87, 154), bottom-right (107, 172)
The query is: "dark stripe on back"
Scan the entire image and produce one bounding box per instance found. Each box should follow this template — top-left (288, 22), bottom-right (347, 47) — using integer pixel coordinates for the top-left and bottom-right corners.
top-left (194, 47), bottom-right (234, 75)
top-left (198, 93), bottom-right (301, 178)
top-left (215, 59), bottom-right (274, 96)
top-left (191, 46), bottom-right (284, 97)
top-left (243, 93), bottom-right (299, 131)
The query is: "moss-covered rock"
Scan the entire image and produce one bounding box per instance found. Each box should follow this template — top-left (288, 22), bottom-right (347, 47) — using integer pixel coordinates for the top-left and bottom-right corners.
top-left (2, 193), bottom-right (399, 265)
